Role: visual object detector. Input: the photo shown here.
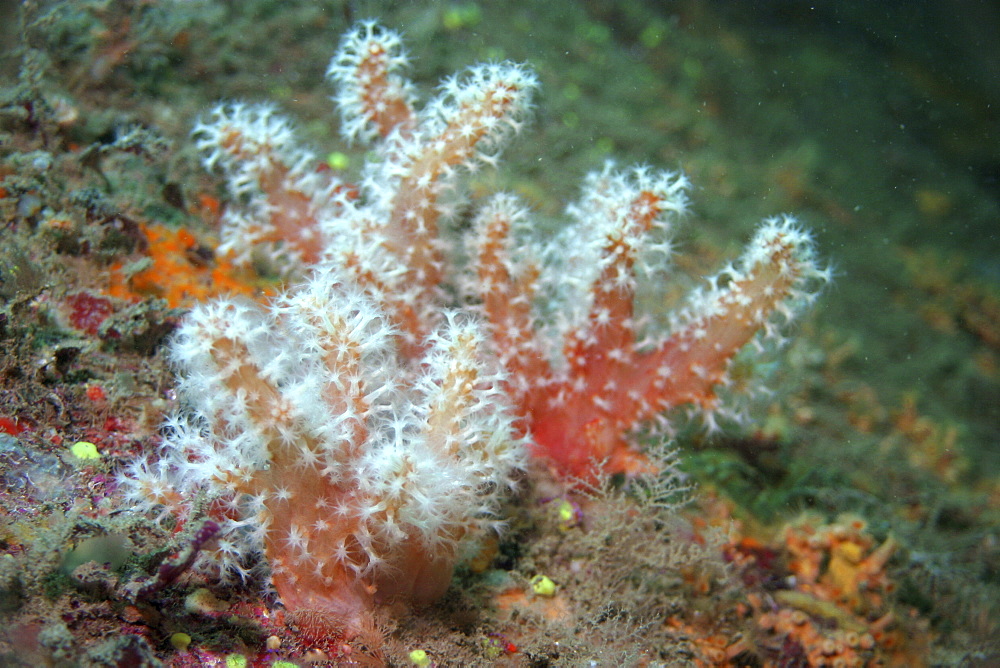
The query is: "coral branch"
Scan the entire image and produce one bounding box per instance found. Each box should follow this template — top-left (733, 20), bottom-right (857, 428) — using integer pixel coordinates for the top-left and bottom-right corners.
top-left (472, 194), bottom-right (546, 397)
top-left (645, 216), bottom-right (823, 416)
top-left (192, 103), bottom-right (350, 271)
top-left (470, 166), bottom-right (826, 480)
top-left (120, 268), bottom-right (524, 640)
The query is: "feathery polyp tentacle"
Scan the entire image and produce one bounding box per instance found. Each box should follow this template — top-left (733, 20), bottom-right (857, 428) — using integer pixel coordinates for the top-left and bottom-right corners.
top-left (328, 20), bottom-right (417, 143)
top-left (192, 103), bottom-right (347, 269)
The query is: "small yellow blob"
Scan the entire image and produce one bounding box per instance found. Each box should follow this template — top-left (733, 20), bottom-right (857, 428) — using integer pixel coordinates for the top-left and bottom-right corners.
top-left (184, 587), bottom-right (231, 614)
top-left (327, 151), bottom-right (350, 170)
top-left (832, 540), bottom-right (864, 564)
top-left (225, 654), bottom-right (248, 668)
top-left (408, 649), bottom-right (431, 667)
top-left (70, 441), bottom-right (101, 460)
top-left (169, 632), bottom-right (191, 651)
top-left (531, 574), bottom-right (556, 597)
top-left (480, 636), bottom-right (502, 659)
top-left (442, 4), bottom-right (481, 31)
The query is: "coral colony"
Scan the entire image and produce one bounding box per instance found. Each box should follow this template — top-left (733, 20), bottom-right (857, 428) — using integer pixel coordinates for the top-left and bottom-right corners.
top-left (120, 21), bottom-right (827, 644)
